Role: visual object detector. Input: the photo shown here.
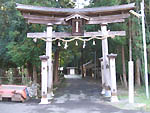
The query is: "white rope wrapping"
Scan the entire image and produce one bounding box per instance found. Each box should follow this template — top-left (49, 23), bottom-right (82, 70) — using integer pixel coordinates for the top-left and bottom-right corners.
top-left (37, 35), bottom-right (115, 43)
top-left (52, 36), bottom-right (106, 42)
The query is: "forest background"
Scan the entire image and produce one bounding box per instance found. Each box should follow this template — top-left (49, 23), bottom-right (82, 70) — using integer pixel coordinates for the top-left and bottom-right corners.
top-left (0, 0), bottom-right (149, 88)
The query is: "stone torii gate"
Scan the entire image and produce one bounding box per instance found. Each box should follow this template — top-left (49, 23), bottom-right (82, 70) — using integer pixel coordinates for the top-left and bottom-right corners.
top-left (16, 3), bottom-right (135, 104)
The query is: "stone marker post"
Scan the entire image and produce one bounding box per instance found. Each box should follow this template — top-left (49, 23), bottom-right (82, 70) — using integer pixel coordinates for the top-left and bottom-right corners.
top-left (128, 61), bottom-right (134, 103)
top-left (107, 53), bottom-right (119, 102)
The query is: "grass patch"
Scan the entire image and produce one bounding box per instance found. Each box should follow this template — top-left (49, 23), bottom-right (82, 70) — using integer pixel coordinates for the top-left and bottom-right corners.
top-left (134, 86), bottom-right (150, 110)
top-left (116, 85), bottom-right (150, 111)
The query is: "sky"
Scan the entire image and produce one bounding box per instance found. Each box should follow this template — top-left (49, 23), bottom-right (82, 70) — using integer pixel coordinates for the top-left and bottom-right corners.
top-left (73, 0), bottom-right (91, 8)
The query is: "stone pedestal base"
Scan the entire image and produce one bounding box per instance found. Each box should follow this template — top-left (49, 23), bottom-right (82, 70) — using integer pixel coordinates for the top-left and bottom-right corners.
top-left (111, 96), bottom-right (119, 102)
top-left (47, 92), bottom-right (54, 100)
top-left (105, 90), bottom-right (111, 97)
top-left (39, 98), bottom-right (50, 104)
top-left (101, 89), bottom-right (105, 95)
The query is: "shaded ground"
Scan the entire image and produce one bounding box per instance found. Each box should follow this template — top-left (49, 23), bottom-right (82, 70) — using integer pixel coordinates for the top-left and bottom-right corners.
top-left (0, 77), bottom-right (149, 113)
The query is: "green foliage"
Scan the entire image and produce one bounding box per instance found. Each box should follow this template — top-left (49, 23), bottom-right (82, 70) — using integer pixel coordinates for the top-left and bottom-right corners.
top-left (6, 39), bottom-right (45, 66)
top-left (88, 0), bottom-right (150, 76)
top-left (0, 0), bottom-right (74, 69)
top-left (89, 0), bottom-right (121, 7)
top-left (0, 0), bottom-right (150, 81)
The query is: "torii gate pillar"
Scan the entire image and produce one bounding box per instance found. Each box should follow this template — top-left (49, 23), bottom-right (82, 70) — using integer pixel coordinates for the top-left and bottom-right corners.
top-left (39, 55), bottom-right (49, 104)
top-left (46, 23), bottom-right (54, 100)
top-left (99, 58), bottom-right (106, 95)
top-left (101, 24), bottom-right (111, 97)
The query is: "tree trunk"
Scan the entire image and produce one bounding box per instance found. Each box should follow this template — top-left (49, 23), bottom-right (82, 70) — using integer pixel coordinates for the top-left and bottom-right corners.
top-left (81, 48), bottom-right (84, 77)
top-left (33, 64), bottom-right (37, 84)
top-left (13, 68), bottom-right (19, 77)
top-left (13, 68), bottom-right (19, 83)
top-left (53, 49), bottom-right (59, 84)
top-left (120, 74), bottom-right (124, 86)
top-left (26, 62), bottom-right (33, 81)
top-left (135, 58), bottom-right (141, 87)
top-left (21, 66), bottom-right (25, 84)
top-left (121, 46), bottom-right (128, 88)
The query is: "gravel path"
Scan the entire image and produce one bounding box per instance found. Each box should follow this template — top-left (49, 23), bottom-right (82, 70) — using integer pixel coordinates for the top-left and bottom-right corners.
top-left (0, 77), bottom-right (149, 113)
